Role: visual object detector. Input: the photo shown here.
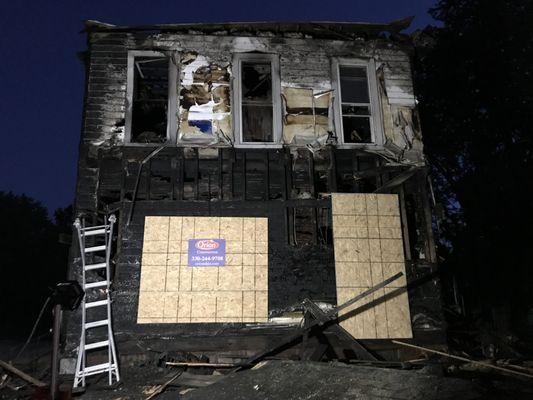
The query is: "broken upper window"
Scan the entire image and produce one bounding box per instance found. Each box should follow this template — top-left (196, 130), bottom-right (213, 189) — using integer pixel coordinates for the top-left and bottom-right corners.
top-left (126, 51), bottom-right (178, 144)
top-left (242, 62), bottom-right (273, 142)
top-left (339, 66), bottom-right (371, 143)
top-left (335, 59), bottom-right (383, 145)
top-left (234, 54), bottom-right (281, 146)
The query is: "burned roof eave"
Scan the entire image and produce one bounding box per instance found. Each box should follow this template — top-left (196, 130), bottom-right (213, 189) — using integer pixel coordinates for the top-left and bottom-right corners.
top-left (84, 17), bottom-right (414, 41)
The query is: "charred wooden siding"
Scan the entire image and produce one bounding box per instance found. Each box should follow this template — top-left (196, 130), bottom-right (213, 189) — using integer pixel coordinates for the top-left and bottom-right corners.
top-left (66, 23), bottom-right (444, 359)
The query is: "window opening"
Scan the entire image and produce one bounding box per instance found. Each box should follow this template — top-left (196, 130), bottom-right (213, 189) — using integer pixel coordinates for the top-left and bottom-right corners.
top-left (338, 65), bottom-right (372, 144)
top-left (131, 56), bottom-right (170, 143)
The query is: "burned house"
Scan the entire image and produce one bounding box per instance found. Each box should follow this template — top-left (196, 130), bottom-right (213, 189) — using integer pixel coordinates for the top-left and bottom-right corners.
top-left (65, 18), bottom-right (444, 368)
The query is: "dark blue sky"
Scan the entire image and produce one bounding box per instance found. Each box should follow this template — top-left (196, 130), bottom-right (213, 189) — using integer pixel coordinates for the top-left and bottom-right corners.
top-left (0, 0), bottom-right (438, 213)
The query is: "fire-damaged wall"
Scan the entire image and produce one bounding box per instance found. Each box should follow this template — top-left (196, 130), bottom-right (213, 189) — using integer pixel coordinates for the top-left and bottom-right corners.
top-left (67, 21), bottom-right (444, 362)
top-left (81, 24), bottom-right (423, 159)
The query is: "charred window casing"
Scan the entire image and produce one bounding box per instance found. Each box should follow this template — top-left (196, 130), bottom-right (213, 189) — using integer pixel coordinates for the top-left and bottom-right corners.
top-left (125, 51), bottom-right (178, 144)
top-left (333, 59), bottom-right (383, 146)
top-left (233, 53), bottom-right (282, 147)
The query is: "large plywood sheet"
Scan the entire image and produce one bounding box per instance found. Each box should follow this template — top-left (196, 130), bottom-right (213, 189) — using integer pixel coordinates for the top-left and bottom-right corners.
top-left (137, 216), bottom-right (268, 323)
top-left (332, 193), bottom-right (412, 339)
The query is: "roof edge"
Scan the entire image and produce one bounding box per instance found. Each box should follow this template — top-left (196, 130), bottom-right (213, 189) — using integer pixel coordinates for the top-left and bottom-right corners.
top-left (84, 17), bottom-right (414, 37)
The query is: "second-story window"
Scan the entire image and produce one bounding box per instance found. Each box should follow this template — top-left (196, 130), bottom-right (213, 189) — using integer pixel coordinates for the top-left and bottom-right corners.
top-left (125, 51), bottom-right (178, 144)
top-left (333, 58), bottom-right (383, 146)
top-left (233, 53), bottom-right (281, 147)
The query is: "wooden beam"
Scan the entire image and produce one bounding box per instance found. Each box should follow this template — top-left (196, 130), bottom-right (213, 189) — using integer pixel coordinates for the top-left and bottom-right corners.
top-left (392, 341), bottom-right (533, 379)
top-left (218, 148), bottom-right (223, 201)
top-left (264, 151), bottom-right (270, 200)
top-left (166, 362), bottom-right (235, 368)
top-left (194, 148), bottom-right (199, 200)
top-left (145, 370), bottom-right (183, 400)
top-left (172, 372), bottom-right (225, 388)
top-left (0, 360), bottom-right (47, 388)
top-left (239, 273), bottom-right (403, 368)
top-left (328, 147), bottom-right (337, 192)
top-left (302, 299), bottom-right (378, 361)
top-left (176, 148), bottom-right (184, 201)
top-left (373, 166), bottom-right (420, 194)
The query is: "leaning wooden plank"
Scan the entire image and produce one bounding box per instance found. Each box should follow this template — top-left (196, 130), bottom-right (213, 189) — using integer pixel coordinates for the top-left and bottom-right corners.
top-left (330, 272), bottom-right (403, 318)
top-left (302, 298), bottom-right (378, 361)
top-left (239, 272), bottom-right (403, 368)
top-left (0, 360), bottom-right (47, 387)
top-left (153, 372), bottom-right (225, 388)
top-left (174, 372), bottom-right (225, 388)
top-left (392, 341), bottom-right (533, 379)
top-left (145, 370), bottom-right (183, 400)
top-left (165, 362), bottom-right (235, 368)
top-left (323, 324), bottom-right (378, 361)
top-left (373, 166), bottom-right (419, 193)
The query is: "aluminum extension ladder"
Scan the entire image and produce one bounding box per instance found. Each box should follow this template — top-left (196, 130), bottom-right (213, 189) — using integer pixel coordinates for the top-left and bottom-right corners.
top-left (73, 215), bottom-right (120, 388)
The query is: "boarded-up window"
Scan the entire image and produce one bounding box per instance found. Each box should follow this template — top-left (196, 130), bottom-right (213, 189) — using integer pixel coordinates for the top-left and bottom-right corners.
top-left (332, 193), bottom-right (412, 339)
top-left (138, 217), bottom-right (268, 323)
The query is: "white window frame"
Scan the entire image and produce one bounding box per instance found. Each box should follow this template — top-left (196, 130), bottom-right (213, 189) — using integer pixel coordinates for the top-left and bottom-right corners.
top-left (232, 53), bottom-right (282, 148)
top-left (332, 58), bottom-right (384, 147)
top-left (125, 50), bottom-right (179, 145)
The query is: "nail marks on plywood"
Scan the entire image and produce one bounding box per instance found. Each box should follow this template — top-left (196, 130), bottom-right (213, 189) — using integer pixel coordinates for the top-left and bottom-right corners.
top-left (137, 216), bottom-right (268, 324)
top-left (332, 193), bottom-right (412, 339)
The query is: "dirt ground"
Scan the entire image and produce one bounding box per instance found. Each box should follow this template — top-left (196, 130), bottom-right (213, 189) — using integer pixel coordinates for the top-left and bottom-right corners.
top-left (2, 358), bottom-right (533, 400)
top-left (180, 361), bottom-right (533, 400)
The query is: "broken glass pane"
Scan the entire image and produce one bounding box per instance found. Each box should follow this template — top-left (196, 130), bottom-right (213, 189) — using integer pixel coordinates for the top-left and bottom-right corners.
top-left (339, 65), bottom-right (369, 104)
top-left (342, 105), bottom-right (370, 116)
top-left (131, 57), bottom-right (169, 143)
top-left (242, 104), bottom-right (273, 142)
top-left (342, 116), bottom-right (371, 143)
top-left (242, 62), bottom-right (272, 101)
top-left (188, 120), bottom-right (212, 135)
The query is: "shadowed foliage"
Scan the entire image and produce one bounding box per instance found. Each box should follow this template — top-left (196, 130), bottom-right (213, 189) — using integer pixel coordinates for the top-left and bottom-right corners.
top-left (415, 0), bottom-right (533, 338)
top-left (0, 192), bottom-right (71, 337)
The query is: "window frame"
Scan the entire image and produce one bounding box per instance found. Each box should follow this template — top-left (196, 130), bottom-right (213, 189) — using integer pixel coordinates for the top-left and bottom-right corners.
top-left (232, 53), bottom-right (282, 148)
top-left (332, 58), bottom-right (384, 147)
top-left (125, 50), bottom-right (179, 145)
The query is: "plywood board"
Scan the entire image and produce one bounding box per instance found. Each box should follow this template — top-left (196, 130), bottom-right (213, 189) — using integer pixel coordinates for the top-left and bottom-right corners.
top-left (137, 216), bottom-right (268, 323)
top-left (332, 193), bottom-right (412, 339)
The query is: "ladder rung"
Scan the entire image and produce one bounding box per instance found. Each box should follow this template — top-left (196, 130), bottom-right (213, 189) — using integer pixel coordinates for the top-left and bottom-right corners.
top-left (85, 281), bottom-right (108, 289)
top-left (85, 340), bottom-right (109, 350)
top-left (83, 365), bottom-right (117, 378)
top-left (83, 362), bottom-right (114, 375)
top-left (81, 224), bottom-right (107, 231)
top-left (83, 228), bottom-right (107, 237)
top-left (84, 245), bottom-right (106, 253)
top-left (85, 299), bottom-right (109, 308)
top-left (84, 262), bottom-right (106, 271)
top-left (85, 319), bottom-right (109, 329)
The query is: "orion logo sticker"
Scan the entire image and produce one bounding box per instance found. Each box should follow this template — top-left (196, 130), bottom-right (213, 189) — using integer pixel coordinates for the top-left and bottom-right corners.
top-left (194, 239), bottom-right (220, 251)
top-left (188, 239), bottom-right (226, 267)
